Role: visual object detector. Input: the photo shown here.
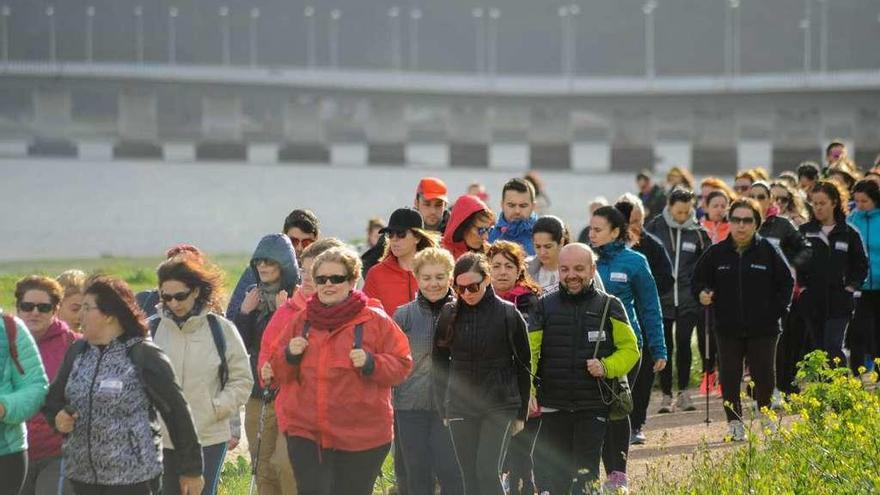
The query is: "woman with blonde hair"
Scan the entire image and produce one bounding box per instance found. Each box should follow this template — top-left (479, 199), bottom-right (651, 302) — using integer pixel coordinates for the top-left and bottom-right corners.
top-left (55, 269), bottom-right (86, 332)
top-left (770, 180), bottom-right (809, 227)
top-left (666, 166), bottom-right (694, 191)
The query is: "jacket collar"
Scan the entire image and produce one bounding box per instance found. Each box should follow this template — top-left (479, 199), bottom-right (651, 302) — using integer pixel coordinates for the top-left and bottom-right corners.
top-left (595, 239), bottom-right (626, 258)
top-left (559, 281), bottom-right (598, 303)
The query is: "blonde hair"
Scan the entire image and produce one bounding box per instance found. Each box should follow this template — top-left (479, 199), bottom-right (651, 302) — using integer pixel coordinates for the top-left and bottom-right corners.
top-left (311, 246), bottom-right (363, 283)
top-left (412, 247), bottom-right (455, 277)
top-left (57, 269), bottom-right (87, 298)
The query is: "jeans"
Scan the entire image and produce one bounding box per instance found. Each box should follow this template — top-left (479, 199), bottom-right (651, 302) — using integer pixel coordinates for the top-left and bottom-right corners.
top-left (395, 410), bottom-right (464, 495)
top-left (0, 450), bottom-right (27, 495)
top-left (447, 412), bottom-right (514, 495)
top-left (534, 411), bottom-right (608, 495)
top-left (22, 455), bottom-right (74, 495)
top-left (716, 334), bottom-right (778, 422)
top-left (70, 477), bottom-right (160, 495)
top-left (285, 436), bottom-right (389, 495)
top-left (162, 442), bottom-right (227, 495)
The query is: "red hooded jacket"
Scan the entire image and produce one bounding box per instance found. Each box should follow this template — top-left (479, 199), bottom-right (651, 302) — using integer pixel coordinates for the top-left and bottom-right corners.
top-left (441, 194), bottom-right (491, 260)
top-left (259, 289), bottom-right (308, 433)
top-left (363, 255), bottom-right (417, 318)
top-left (269, 300), bottom-right (413, 451)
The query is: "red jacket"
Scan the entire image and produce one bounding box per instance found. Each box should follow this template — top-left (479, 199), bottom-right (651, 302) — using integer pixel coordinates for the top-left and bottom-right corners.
top-left (363, 255), bottom-right (417, 317)
top-left (441, 194), bottom-right (491, 260)
top-left (27, 319), bottom-right (77, 460)
top-left (269, 302), bottom-right (413, 451)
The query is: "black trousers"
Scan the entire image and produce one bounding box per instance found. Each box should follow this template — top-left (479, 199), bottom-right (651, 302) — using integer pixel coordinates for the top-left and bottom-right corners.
top-left (602, 355), bottom-right (641, 475)
top-left (0, 450), bottom-right (26, 495)
top-left (777, 304), bottom-right (808, 394)
top-left (70, 477), bottom-right (161, 495)
top-left (716, 333), bottom-right (778, 422)
top-left (535, 411), bottom-right (608, 495)
top-left (505, 417), bottom-right (541, 495)
top-left (630, 345), bottom-right (658, 431)
top-left (660, 310), bottom-right (713, 394)
top-left (447, 412), bottom-right (513, 495)
top-left (849, 291), bottom-right (880, 376)
top-left (285, 436), bottom-right (390, 495)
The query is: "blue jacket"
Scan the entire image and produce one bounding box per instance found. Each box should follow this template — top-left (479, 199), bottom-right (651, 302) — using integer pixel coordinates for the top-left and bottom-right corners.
top-left (227, 234), bottom-right (300, 322)
top-left (489, 212), bottom-right (538, 256)
top-left (848, 208), bottom-right (880, 290)
top-left (0, 313), bottom-right (49, 456)
top-left (594, 241), bottom-right (667, 361)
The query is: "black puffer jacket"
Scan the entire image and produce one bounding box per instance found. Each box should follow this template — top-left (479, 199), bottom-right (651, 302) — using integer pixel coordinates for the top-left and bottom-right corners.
top-left (758, 215), bottom-right (811, 270)
top-left (432, 286), bottom-right (531, 421)
top-left (691, 235), bottom-right (794, 338)
top-left (797, 219), bottom-right (868, 320)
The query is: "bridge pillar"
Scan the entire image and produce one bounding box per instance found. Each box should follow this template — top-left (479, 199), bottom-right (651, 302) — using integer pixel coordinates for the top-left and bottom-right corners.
top-left (279, 95), bottom-right (329, 163)
top-left (855, 110), bottom-right (880, 168)
top-left (489, 106), bottom-right (529, 170)
top-left (691, 109), bottom-right (738, 176)
top-left (196, 94), bottom-right (246, 161)
top-left (771, 108), bottom-right (822, 173)
top-left (114, 90), bottom-right (162, 159)
top-left (366, 99), bottom-right (407, 165)
top-left (448, 104), bottom-right (490, 168)
top-left (406, 104), bottom-right (450, 168)
top-left (654, 111), bottom-right (692, 175)
top-left (571, 111), bottom-right (612, 173)
top-left (528, 106), bottom-right (571, 170)
top-left (610, 110), bottom-right (654, 173)
top-left (28, 88), bottom-right (77, 157)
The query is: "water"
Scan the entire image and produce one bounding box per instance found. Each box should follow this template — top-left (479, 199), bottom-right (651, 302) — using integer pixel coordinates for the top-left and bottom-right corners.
top-left (2, 157), bottom-right (657, 260)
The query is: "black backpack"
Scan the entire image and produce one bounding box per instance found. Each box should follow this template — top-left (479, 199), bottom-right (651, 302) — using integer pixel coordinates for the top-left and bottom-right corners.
top-left (148, 313), bottom-right (229, 390)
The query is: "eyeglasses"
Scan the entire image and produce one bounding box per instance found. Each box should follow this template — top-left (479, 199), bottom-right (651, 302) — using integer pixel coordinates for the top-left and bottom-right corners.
top-left (475, 226), bottom-right (492, 237)
top-left (748, 194), bottom-right (768, 201)
top-left (772, 195), bottom-right (791, 204)
top-left (385, 230), bottom-right (409, 240)
top-left (160, 289), bottom-right (193, 303)
top-left (18, 302), bottom-right (55, 313)
top-left (730, 216), bottom-right (756, 225)
top-left (290, 237), bottom-right (315, 249)
top-left (454, 279), bottom-right (484, 295)
top-left (314, 274), bottom-right (349, 285)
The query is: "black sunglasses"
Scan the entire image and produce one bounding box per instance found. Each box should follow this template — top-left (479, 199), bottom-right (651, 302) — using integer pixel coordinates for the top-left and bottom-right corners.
top-left (160, 289), bottom-right (193, 303)
top-left (730, 216), bottom-right (756, 225)
top-left (385, 230), bottom-right (409, 240)
top-left (454, 280), bottom-right (484, 295)
top-left (18, 302), bottom-right (55, 313)
top-left (315, 274), bottom-right (349, 285)
top-left (475, 226), bottom-right (492, 236)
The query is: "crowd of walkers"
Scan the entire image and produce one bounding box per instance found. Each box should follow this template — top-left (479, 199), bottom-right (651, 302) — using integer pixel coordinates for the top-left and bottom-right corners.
top-left (2, 140), bottom-right (880, 495)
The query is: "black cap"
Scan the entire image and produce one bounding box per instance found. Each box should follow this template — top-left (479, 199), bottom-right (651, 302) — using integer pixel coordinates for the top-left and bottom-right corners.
top-left (380, 208), bottom-right (424, 233)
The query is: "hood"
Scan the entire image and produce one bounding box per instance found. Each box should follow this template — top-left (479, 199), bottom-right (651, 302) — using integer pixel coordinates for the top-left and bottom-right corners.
top-left (442, 194), bottom-right (491, 258)
top-left (661, 206), bottom-right (700, 230)
top-left (39, 317), bottom-right (72, 344)
top-left (249, 233), bottom-right (300, 293)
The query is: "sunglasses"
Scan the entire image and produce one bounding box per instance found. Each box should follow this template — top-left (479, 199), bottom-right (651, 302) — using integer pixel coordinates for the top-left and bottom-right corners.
top-left (734, 185), bottom-right (751, 193)
top-left (314, 274), bottom-right (349, 285)
top-left (475, 226), bottom-right (492, 236)
top-left (18, 302), bottom-right (55, 313)
top-left (730, 216), bottom-right (756, 225)
top-left (160, 289), bottom-right (193, 303)
top-left (748, 194), bottom-right (768, 201)
top-left (385, 230), bottom-right (409, 240)
top-left (290, 237), bottom-right (315, 249)
top-left (454, 279), bottom-right (484, 295)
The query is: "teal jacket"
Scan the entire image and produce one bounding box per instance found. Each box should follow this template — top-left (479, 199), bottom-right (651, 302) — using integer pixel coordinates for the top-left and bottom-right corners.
top-left (0, 313), bottom-right (49, 456)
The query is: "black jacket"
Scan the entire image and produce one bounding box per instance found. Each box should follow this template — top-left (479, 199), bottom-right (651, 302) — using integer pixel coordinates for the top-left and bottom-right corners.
top-left (633, 231), bottom-right (674, 296)
top-left (691, 235), bottom-right (794, 338)
top-left (646, 210), bottom-right (711, 317)
top-left (432, 287), bottom-right (531, 421)
top-left (758, 215), bottom-right (811, 270)
top-left (640, 185), bottom-right (667, 221)
top-left (534, 285), bottom-right (628, 412)
top-left (797, 219), bottom-right (868, 320)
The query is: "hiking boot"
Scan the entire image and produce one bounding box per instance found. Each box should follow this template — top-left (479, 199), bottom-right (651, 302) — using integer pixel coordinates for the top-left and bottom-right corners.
top-left (727, 420), bottom-right (746, 442)
top-left (657, 394), bottom-right (674, 413)
top-left (675, 392), bottom-right (696, 412)
top-left (770, 388), bottom-right (784, 411)
top-left (602, 471), bottom-right (629, 494)
top-left (630, 428), bottom-right (646, 445)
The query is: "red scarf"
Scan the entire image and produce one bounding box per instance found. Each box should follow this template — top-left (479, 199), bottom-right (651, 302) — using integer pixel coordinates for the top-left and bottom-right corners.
top-left (497, 284), bottom-right (533, 306)
top-left (306, 290), bottom-right (369, 330)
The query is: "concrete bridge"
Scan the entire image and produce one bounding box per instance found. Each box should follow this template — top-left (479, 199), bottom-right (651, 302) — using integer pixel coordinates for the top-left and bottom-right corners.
top-left (2, 61), bottom-right (879, 173)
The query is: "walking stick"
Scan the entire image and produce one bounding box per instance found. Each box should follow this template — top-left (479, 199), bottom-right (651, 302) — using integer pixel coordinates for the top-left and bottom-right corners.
top-left (704, 305), bottom-right (712, 426)
top-left (248, 388), bottom-right (272, 495)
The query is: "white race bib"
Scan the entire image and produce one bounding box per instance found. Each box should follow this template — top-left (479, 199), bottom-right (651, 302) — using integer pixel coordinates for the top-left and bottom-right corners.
top-left (835, 241), bottom-right (849, 252)
top-left (681, 241), bottom-right (697, 253)
top-left (609, 272), bottom-right (628, 283)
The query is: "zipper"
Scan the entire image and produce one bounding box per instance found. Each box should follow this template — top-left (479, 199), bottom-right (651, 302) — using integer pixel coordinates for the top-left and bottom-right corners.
top-left (867, 214), bottom-right (873, 289)
top-left (673, 228), bottom-right (682, 308)
top-left (737, 251), bottom-right (746, 330)
top-left (86, 346), bottom-right (107, 484)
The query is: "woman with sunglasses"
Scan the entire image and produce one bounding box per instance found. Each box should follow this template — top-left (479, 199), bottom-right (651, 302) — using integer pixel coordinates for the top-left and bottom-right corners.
top-left (234, 234), bottom-right (299, 495)
top-left (693, 198), bottom-right (794, 441)
top-left (701, 191), bottom-right (731, 244)
top-left (13, 276), bottom-right (77, 495)
top-left (770, 181), bottom-right (809, 227)
top-left (733, 170), bottom-right (757, 196)
top-left (1, 308), bottom-right (48, 495)
top-left (442, 195), bottom-right (496, 260)
top-left (798, 180), bottom-right (868, 367)
top-left (270, 246), bottom-right (412, 495)
top-left (748, 181), bottom-right (812, 271)
top-left (43, 276), bottom-right (204, 495)
top-left (153, 255), bottom-right (253, 495)
top-left (432, 252), bottom-right (530, 495)
top-left (588, 206), bottom-right (665, 492)
top-left (847, 179), bottom-right (880, 380)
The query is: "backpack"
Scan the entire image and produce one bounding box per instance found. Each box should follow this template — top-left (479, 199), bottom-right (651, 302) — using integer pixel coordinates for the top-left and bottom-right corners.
top-left (148, 313), bottom-right (229, 390)
top-left (301, 321), bottom-right (365, 349)
top-left (3, 314), bottom-right (25, 375)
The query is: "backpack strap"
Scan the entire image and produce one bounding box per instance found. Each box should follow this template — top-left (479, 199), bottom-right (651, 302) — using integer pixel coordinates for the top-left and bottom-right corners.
top-left (3, 314), bottom-right (24, 375)
top-left (352, 323), bottom-right (365, 349)
top-left (592, 294), bottom-right (612, 360)
top-left (206, 314), bottom-right (229, 390)
top-left (302, 321), bottom-right (312, 340)
top-left (147, 315), bottom-right (161, 339)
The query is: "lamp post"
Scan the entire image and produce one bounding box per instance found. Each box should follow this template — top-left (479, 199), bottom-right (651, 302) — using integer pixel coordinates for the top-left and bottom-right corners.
top-left (818, 0), bottom-right (828, 73)
top-left (46, 5), bottom-right (56, 63)
top-left (487, 8), bottom-right (499, 76)
top-left (800, 0), bottom-right (812, 74)
top-left (1, 6), bottom-right (10, 63)
top-left (388, 6), bottom-right (401, 71)
top-left (329, 8), bottom-right (341, 69)
top-left (249, 8), bottom-right (260, 67)
top-left (304, 6), bottom-right (316, 68)
top-left (642, 0), bottom-right (657, 79)
top-left (724, 0), bottom-right (741, 77)
top-left (472, 7), bottom-right (484, 73)
top-left (409, 8), bottom-right (421, 70)
top-left (85, 6), bottom-right (95, 63)
top-left (168, 7), bottom-right (178, 64)
top-left (134, 6), bottom-right (144, 64)
top-left (219, 6), bottom-right (230, 65)
top-left (558, 4), bottom-right (580, 77)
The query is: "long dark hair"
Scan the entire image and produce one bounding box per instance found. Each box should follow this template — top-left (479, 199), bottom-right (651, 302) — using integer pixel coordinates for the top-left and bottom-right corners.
top-left (591, 206), bottom-right (629, 243)
top-left (157, 255), bottom-right (226, 314)
top-left (84, 275), bottom-right (148, 339)
top-left (811, 179), bottom-right (850, 222)
top-left (435, 252), bottom-right (490, 348)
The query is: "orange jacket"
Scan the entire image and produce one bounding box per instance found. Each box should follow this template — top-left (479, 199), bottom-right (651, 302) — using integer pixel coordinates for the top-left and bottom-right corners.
top-left (363, 255), bottom-right (417, 317)
top-left (269, 303), bottom-right (413, 451)
top-left (701, 218), bottom-right (730, 244)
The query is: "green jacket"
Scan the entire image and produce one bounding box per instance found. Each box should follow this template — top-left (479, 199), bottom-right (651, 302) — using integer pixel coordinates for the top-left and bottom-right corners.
top-left (0, 313), bottom-right (49, 456)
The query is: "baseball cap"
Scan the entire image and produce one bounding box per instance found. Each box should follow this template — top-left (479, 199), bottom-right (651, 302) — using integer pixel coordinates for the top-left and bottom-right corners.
top-left (417, 177), bottom-right (448, 202)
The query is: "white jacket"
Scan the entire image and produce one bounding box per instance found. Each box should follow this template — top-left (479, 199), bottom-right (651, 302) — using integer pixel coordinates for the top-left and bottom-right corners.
top-left (153, 308), bottom-right (253, 448)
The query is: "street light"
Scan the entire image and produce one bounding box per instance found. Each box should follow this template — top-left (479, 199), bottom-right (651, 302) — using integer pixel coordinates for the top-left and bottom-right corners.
top-left (800, 0), bottom-right (812, 74)
top-left (249, 8), bottom-right (260, 67)
top-left (558, 4), bottom-right (580, 77)
top-left (724, 0), bottom-right (741, 77)
top-left (487, 8), bottom-right (500, 75)
top-left (304, 6), bottom-right (316, 68)
top-left (1, 6), bottom-right (10, 63)
top-left (818, 0), bottom-right (828, 73)
top-left (168, 7), bottom-right (178, 64)
top-left (46, 5), bottom-right (56, 63)
top-left (85, 6), bottom-right (95, 63)
top-left (134, 6), bottom-right (144, 64)
top-left (472, 7), bottom-right (485, 73)
top-left (329, 8), bottom-right (341, 68)
top-left (409, 8), bottom-right (422, 70)
top-left (219, 6), bottom-right (230, 65)
top-left (642, 0), bottom-right (657, 79)
top-left (388, 6), bottom-right (402, 71)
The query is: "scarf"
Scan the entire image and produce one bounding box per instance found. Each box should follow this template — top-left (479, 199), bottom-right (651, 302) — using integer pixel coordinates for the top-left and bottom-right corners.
top-left (497, 284), bottom-right (533, 306)
top-left (306, 290), bottom-right (369, 330)
top-left (257, 281), bottom-right (282, 318)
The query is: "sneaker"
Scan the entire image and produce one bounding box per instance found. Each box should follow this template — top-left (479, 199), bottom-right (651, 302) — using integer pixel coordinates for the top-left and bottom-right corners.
top-left (630, 428), bottom-right (646, 445)
top-left (657, 394), bottom-right (674, 413)
top-left (770, 388), bottom-right (784, 410)
top-left (760, 414), bottom-right (778, 435)
top-left (727, 420), bottom-right (746, 442)
top-left (675, 392), bottom-right (697, 412)
top-left (602, 471), bottom-right (629, 494)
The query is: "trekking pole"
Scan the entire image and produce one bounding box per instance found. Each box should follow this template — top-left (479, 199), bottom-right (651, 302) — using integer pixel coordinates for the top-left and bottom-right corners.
top-left (248, 388), bottom-right (272, 495)
top-left (704, 305), bottom-right (712, 426)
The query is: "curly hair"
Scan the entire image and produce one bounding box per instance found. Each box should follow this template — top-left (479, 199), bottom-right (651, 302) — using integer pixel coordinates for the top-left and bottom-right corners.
top-left (486, 241), bottom-right (541, 295)
top-left (156, 255), bottom-right (226, 314)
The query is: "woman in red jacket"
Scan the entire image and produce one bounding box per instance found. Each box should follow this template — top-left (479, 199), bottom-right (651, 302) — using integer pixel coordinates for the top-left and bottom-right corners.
top-left (442, 195), bottom-right (496, 260)
top-left (270, 246), bottom-right (413, 495)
